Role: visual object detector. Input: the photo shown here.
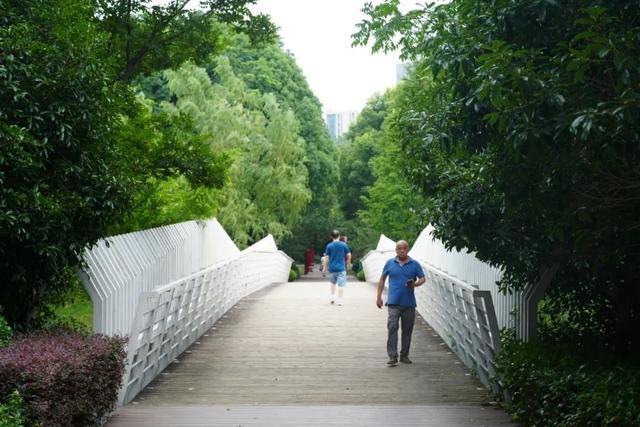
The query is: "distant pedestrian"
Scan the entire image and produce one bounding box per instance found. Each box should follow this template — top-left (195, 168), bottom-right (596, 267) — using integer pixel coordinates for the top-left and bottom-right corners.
top-left (304, 245), bottom-right (316, 274)
top-left (325, 229), bottom-right (351, 305)
top-left (376, 240), bottom-right (425, 366)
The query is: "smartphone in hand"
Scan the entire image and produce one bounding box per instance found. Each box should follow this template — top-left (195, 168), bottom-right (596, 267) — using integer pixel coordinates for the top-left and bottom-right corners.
top-left (406, 279), bottom-right (415, 287)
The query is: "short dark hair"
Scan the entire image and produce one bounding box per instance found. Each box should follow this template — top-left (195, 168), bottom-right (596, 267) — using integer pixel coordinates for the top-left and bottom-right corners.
top-left (331, 229), bottom-right (340, 239)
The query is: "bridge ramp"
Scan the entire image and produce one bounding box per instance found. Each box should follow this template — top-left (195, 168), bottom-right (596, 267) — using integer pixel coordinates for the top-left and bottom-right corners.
top-left (109, 279), bottom-right (514, 425)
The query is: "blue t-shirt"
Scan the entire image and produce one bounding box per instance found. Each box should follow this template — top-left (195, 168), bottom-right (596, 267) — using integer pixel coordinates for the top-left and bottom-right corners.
top-left (325, 240), bottom-right (350, 273)
top-left (381, 257), bottom-right (425, 307)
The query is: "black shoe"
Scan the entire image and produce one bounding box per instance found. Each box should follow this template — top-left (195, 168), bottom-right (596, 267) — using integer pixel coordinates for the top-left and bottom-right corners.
top-left (387, 357), bottom-right (398, 367)
top-left (400, 356), bottom-right (412, 364)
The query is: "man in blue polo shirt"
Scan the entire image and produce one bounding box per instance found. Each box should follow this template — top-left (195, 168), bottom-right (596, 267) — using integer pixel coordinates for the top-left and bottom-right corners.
top-left (376, 240), bottom-right (425, 367)
top-left (325, 229), bottom-right (351, 305)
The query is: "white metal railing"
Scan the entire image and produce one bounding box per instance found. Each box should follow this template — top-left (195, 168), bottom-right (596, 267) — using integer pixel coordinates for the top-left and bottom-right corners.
top-left (118, 236), bottom-right (291, 404)
top-left (79, 219), bottom-right (293, 404)
top-left (415, 264), bottom-right (501, 391)
top-left (361, 227), bottom-right (503, 390)
top-left (411, 226), bottom-right (526, 335)
top-left (79, 219), bottom-right (240, 336)
top-left (361, 234), bottom-right (396, 283)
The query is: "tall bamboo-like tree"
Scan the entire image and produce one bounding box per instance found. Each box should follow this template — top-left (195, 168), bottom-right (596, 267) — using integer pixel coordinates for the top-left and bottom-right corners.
top-left (162, 59), bottom-right (310, 246)
top-left (223, 35), bottom-right (339, 257)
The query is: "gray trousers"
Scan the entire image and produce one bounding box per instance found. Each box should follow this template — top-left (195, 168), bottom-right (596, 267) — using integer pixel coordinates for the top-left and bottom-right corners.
top-left (387, 305), bottom-right (416, 358)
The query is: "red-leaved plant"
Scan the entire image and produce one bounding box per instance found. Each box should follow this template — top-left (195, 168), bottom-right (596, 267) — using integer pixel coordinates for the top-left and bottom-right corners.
top-left (0, 331), bottom-right (126, 426)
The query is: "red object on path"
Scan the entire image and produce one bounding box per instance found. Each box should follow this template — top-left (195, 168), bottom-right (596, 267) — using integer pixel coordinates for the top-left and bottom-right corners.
top-left (304, 246), bottom-right (315, 274)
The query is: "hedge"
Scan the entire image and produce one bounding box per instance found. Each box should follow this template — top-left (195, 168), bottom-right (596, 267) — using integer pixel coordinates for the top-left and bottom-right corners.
top-left (495, 333), bottom-right (640, 426)
top-left (0, 331), bottom-right (126, 426)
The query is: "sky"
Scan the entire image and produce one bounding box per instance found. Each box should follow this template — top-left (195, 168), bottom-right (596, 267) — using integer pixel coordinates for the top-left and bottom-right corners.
top-left (251, 0), bottom-right (413, 115)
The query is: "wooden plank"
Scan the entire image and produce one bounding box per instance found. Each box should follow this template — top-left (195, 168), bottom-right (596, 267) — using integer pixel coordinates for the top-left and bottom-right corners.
top-left (108, 277), bottom-right (514, 425)
top-left (109, 405), bottom-right (514, 426)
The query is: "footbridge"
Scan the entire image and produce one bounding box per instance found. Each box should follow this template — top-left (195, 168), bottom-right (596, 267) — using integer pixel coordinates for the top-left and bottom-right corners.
top-left (80, 219), bottom-right (515, 426)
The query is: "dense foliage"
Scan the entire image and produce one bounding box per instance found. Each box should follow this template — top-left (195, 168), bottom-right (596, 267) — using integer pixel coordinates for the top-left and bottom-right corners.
top-left (0, 332), bottom-right (126, 426)
top-left (355, 0), bottom-right (640, 353)
top-left (108, 98), bottom-right (230, 234)
top-left (354, 0), bottom-right (640, 422)
top-left (359, 93), bottom-right (427, 244)
top-left (223, 35), bottom-right (340, 258)
top-left (0, 0), bottom-right (135, 326)
top-left (335, 91), bottom-right (426, 257)
top-left (151, 59), bottom-right (311, 246)
top-left (496, 332), bottom-right (640, 426)
top-left (95, 0), bottom-right (276, 81)
top-left (0, 391), bottom-right (25, 427)
top-left (337, 93), bottom-right (387, 221)
top-left (0, 1), bottom-right (301, 325)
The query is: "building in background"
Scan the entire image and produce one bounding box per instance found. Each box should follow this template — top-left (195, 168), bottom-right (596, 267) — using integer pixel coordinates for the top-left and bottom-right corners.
top-left (325, 110), bottom-right (358, 141)
top-left (396, 63), bottom-right (411, 83)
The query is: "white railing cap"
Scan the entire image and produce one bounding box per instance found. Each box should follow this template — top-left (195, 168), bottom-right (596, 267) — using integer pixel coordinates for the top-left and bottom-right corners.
top-left (243, 234), bottom-right (278, 252)
top-left (376, 234), bottom-right (397, 251)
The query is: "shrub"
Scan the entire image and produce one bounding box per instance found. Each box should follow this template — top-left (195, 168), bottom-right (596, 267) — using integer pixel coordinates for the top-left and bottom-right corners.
top-left (0, 390), bottom-right (25, 427)
top-left (0, 331), bottom-right (127, 426)
top-left (291, 263), bottom-right (300, 277)
top-left (356, 270), bottom-right (366, 282)
top-left (495, 332), bottom-right (640, 426)
top-left (288, 263), bottom-right (300, 282)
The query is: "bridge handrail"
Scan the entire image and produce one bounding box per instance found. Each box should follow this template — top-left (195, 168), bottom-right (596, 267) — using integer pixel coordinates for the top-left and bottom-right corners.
top-left (79, 219), bottom-right (239, 336)
top-left (119, 244), bottom-right (291, 405)
top-left (415, 260), bottom-right (501, 391)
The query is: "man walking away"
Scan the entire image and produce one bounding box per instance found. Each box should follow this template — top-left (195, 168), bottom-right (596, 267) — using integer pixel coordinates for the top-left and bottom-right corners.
top-left (325, 229), bottom-right (351, 305)
top-left (376, 240), bottom-right (426, 366)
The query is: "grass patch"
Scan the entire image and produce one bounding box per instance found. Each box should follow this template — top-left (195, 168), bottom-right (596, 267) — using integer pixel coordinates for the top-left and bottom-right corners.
top-left (53, 279), bottom-right (93, 330)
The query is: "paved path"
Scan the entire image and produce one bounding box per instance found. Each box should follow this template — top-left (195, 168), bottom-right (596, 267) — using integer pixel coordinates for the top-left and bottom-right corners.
top-left (108, 274), bottom-right (514, 426)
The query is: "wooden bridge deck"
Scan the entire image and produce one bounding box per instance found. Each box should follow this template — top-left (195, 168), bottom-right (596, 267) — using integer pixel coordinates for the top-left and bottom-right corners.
top-left (108, 271), bottom-right (514, 426)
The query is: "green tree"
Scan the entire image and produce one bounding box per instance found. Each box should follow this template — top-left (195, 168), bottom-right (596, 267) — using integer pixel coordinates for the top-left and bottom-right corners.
top-left (223, 35), bottom-right (339, 257)
top-left (108, 94), bottom-right (230, 234)
top-left (95, 0), bottom-right (276, 81)
top-left (161, 59), bottom-right (310, 246)
top-left (336, 92), bottom-right (391, 220)
top-left (359, 92), bottom-right (426, 243)
top-left (0, 0), bottom-right (136, 326)
top-left (355, 0), bottom-right (640, 351)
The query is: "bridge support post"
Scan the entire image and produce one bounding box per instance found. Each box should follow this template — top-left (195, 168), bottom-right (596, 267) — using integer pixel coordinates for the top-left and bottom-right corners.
top-left (518, 262), bottom-right (560, 340)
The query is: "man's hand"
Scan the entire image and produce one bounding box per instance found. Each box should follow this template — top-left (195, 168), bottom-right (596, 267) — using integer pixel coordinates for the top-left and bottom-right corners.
top-left (376, 296), bottom-right (384, 309)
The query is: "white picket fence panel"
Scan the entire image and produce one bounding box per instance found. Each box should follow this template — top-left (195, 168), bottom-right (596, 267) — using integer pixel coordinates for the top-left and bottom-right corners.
top-left (361, 228), bottom-right (503, 390)
top-left (79, 219), bottom-right (239, 336)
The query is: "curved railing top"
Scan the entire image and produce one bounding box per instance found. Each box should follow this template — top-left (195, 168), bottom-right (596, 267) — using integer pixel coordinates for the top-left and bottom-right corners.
top-left (80, 218), bottom-right (243, 335)
top-left (375, 234), bottom-right (397, 251)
